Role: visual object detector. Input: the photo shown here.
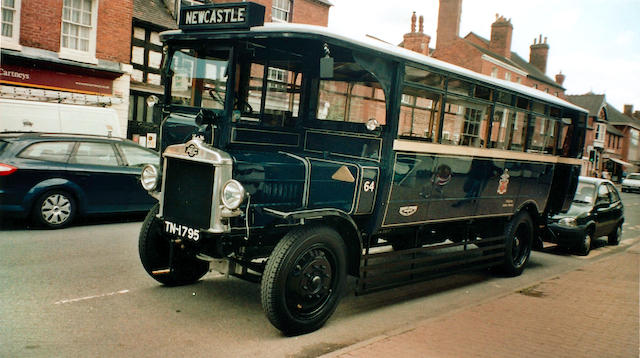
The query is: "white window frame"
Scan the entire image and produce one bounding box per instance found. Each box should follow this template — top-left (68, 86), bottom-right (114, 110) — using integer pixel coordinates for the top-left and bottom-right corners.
top-left (504, 72), bottom-right (511, 81)
top-left (1, 0), bottom-right (22, 51)
top-left (594, 123), bottom-right (606, 141)
top-left (271, 0), bottom-right (291, 23)
top-left (58, 0), bottom-right (99, 64)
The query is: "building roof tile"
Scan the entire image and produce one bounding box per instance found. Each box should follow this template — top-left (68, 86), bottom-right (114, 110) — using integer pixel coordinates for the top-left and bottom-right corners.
top-left (463, 33), bottom-right (562, 89)
top-left (566, 94), bottom-right (606, 117)
top-left (133, 0), bottom-right (177, 30)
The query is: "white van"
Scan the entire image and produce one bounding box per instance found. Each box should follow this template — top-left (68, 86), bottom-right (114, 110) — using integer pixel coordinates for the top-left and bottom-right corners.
top-left (0, 98), bottom-right (123, 137)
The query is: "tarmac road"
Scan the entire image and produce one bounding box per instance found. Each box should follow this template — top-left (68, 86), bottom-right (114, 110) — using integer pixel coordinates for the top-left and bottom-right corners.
top-left (1, 191), bottom-right (639, 357)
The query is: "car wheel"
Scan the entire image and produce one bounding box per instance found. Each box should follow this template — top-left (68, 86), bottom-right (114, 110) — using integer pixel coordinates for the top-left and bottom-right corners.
top-left (500, 211), bottom-right (533, 276)
top-left (608, 224), bottom-right (622, 246)
top-left (33, 190), bottom-right (76, 229)
top-left (139, 204), bottom-right (209, 286)
top-left (576, 230), bottom-right (592, 256)
top-left (261, 225), bottom-right (347, 335)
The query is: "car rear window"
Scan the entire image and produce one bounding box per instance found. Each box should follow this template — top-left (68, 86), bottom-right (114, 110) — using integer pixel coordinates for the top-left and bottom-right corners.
top-left (18, 141), bottom-right (75, 162)
top-left (70, 142), bottom-right (119, 166)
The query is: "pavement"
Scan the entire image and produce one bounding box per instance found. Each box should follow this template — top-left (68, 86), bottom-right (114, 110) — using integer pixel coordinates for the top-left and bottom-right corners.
top-left (322, 242), bottom-right (640, 358)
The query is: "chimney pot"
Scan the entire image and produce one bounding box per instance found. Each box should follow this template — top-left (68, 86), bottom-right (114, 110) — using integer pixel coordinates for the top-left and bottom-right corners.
top-left (419, 15), bottom-right (424, 33)
top-left (411, 12), bottom-right (416, 33)
top-left (623, 104), bottom-right (633, 116)
top-left (555, 72), bottom-right (565, 86)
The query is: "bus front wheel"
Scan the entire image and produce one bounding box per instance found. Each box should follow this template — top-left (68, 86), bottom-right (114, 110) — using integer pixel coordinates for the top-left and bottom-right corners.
top-left (139, 204), bottom-right (209, 286)
top-left (261, 225), bottom-right (347, 335)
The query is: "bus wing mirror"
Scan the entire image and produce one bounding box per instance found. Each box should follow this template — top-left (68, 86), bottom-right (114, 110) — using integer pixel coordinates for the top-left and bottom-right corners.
top-left (320, 56), bottom-right (334, 79)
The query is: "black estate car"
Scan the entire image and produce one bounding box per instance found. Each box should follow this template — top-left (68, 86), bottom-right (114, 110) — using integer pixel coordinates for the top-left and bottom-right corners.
top-left (547, 177), bottom-right (624, 255)
top-left (0, 132), bottom-right (159, 228)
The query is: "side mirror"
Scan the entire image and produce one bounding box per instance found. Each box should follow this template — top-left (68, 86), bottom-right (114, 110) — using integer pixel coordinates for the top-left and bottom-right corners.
top-left (320, 56), bottom-right (334, 79)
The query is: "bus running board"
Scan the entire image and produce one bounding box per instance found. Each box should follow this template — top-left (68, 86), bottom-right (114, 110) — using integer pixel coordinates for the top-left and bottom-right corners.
top-left (356, 235), bottom-right (505, 295)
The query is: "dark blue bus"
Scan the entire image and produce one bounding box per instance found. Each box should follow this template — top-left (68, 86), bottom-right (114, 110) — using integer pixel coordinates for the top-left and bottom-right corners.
top-left (137, 2), bottom-right (587, 334)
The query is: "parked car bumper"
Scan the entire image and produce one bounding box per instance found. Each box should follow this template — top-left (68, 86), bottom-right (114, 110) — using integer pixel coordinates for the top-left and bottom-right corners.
top-left (546, 223), bottom-right (588, 246)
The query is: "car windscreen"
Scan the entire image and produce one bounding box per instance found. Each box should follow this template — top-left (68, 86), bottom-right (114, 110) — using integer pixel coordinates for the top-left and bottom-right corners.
top-left (627, 174), bottom-right (640, 180)
top-left (0, 140), bottom-right (7, 153)
top-left (573, 182), bottom-right (596, 204)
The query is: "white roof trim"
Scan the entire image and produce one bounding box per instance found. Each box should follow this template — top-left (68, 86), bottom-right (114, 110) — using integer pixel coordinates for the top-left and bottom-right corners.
top-left (481, 54), bottom-right (528, 77)
top-left (162, 23), bottom-right (588, 114)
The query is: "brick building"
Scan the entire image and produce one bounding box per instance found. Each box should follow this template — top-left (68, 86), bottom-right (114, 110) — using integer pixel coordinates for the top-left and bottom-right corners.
top-left (126, 0), bottom-right (332, 147)
top-left (430, 0), bottom-right (565, 98)
top-left (566, 93), bottom-right (639, 180)
top-left (1, 0), bottom-right (133, 134)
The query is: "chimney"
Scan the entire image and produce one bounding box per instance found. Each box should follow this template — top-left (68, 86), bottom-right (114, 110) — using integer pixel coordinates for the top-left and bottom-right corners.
top-left (436, 0), bottom-right (462, 50)
top-left (623, 104), bottom-right (633, 116)
top-left (555, 72), bottom-right (565, 86)
top-left (489, 15), bottom-right (513, 59)
top-left (529, 35), bottom-right (550, 74)
top-left (403, 12), bottom-right (431, 56)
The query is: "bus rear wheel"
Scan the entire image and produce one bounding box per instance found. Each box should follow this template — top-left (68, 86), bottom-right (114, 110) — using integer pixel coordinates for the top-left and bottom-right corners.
top-left (501, 211), bottom-right (533, 276)
top-left (261, 225), bottom-right (347, 335)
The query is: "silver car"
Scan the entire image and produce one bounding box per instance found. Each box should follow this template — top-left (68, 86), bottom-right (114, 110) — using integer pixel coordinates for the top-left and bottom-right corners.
top-left (621, 173), bottom-right (640, 193)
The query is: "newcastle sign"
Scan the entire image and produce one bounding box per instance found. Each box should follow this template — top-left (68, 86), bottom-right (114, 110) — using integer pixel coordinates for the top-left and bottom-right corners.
top-left (179, 2), bottom-right (265, 31)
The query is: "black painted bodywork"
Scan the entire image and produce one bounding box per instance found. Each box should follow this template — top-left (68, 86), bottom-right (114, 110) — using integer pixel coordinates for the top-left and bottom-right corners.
top-left (151, 24), bottom-right (588, 284)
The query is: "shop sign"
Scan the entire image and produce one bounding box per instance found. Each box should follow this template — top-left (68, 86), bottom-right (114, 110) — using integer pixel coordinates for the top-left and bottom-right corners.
top-left (0, 64), bottom-right (112, 95)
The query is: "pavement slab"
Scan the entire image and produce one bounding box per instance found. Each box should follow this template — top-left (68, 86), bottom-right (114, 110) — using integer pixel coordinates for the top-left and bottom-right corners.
top-left (325, 244), bottom-right (640, 358)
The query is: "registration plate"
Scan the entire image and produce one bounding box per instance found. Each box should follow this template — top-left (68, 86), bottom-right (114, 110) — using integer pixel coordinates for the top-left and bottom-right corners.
top-left (164, 220), bottom-right (200, 241)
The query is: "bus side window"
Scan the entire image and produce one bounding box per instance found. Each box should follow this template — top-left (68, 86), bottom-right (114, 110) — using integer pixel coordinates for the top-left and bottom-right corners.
top-left (440, 97), bottom-right (491, 148)
top-left (398, 86), bottom-right (441, 141)
top-left (317, 80), bottom-right (386, 125)
top-left (528, 115), bottom-right (558, 154)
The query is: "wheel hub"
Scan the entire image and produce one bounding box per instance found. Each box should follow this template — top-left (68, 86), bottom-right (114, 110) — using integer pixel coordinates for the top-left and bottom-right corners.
top-left (287, 248), bottom-right (334, 314)
top-left (41, 194), bottom-right (71, 224)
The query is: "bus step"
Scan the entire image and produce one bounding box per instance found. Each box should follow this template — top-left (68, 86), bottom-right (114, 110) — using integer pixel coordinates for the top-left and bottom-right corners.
top-left (356, 235), bottom-right (505, 295)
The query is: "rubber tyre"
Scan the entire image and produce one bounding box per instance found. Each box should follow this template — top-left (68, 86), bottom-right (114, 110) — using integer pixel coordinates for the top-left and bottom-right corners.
top-left (608, 224), bottom-right (622, 246)
top-left (501, 211), bottom-right (533, 276)
top-left (261, 225), bottom-right (347, 335)
top-left (576, 230), bottom-right (592, 256)
top-left (32, 190), bottom-right (76, 229)
top-left (139, 204), bottom-right (209, 286)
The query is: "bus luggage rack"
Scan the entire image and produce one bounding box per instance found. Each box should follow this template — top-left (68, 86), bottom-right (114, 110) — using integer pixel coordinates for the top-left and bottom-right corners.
top-left (356, 236), bottom-right (505, 294)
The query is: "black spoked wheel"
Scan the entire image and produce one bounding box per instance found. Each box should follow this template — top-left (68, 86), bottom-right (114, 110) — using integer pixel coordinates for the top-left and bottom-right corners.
top-left (139, 204), bottom-right (209, 286)
top-left (261, 225), bottom-right (347, 335)
top-left (501, 211), bottom-right (533, 276)
top-left (33, 190), bottom-right (76, 229)
top-left (608, 224), bottom-right (622, 246)
top-left (576, 230), bottom-right (592, 256)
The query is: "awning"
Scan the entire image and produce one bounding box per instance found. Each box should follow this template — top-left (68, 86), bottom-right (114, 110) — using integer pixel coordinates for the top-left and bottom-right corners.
top-left (608, 157), bottom-right (632, 167)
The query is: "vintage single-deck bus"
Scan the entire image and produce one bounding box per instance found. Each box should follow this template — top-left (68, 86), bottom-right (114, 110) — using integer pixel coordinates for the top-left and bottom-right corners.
top-left (138, 2), bottom-right (587, 334)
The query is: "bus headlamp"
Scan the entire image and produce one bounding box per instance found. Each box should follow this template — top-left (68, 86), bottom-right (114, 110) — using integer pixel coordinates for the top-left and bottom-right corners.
top-left (221, 180), bottom-right (245, 210)
top-left (141, 164), bottom-right (159, 191)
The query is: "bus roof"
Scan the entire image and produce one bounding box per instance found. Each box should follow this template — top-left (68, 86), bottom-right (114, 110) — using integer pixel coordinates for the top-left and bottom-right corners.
top-left (162, 22), bottom-right (588, 115)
